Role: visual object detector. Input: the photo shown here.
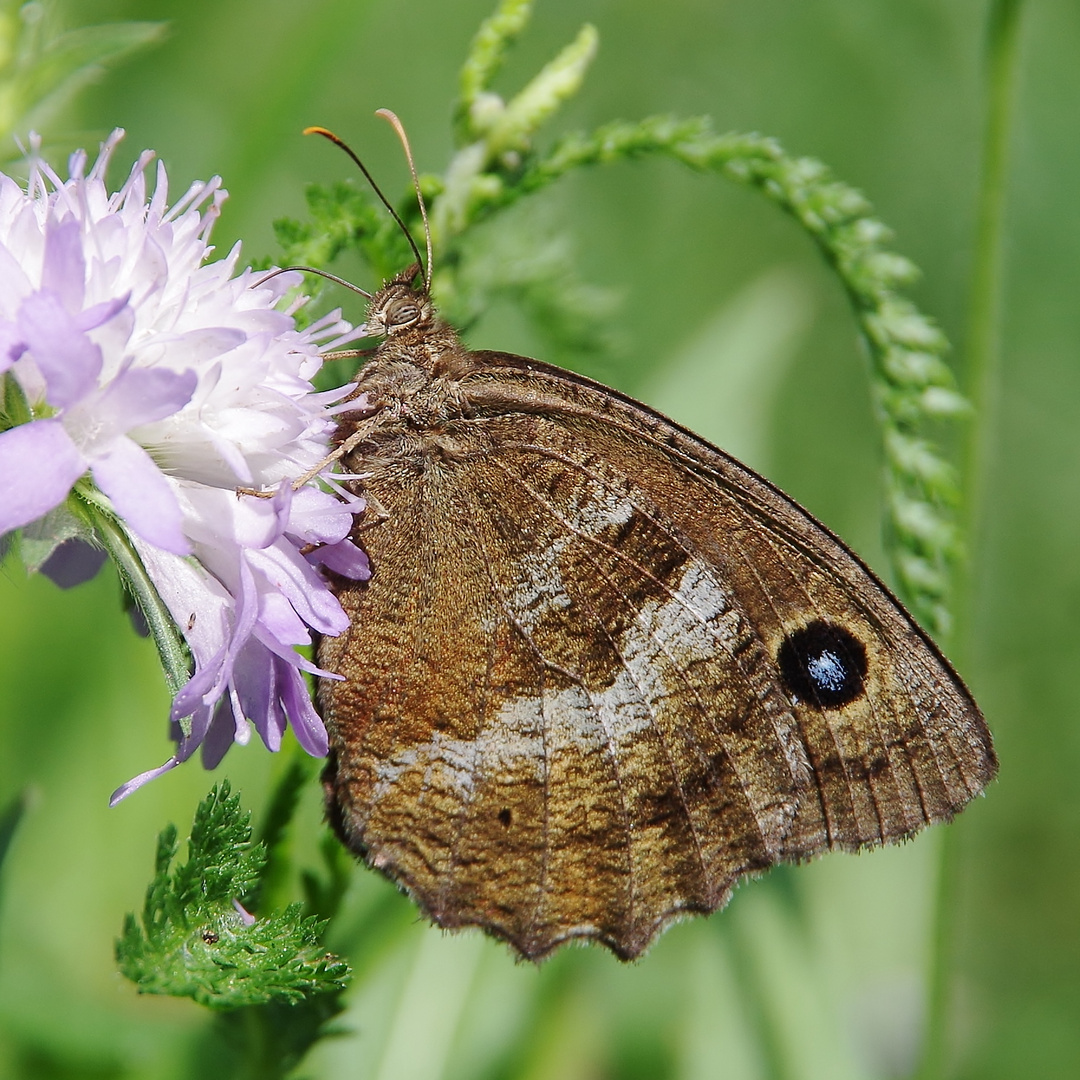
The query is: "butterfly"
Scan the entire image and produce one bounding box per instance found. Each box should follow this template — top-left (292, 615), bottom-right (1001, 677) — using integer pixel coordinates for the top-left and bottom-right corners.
top-left (307, 118), bottom-right (996, 962)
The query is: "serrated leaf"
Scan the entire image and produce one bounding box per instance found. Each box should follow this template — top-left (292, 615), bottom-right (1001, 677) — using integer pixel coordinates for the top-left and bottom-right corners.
top-left (117, 783), bottom-right (351, 1009)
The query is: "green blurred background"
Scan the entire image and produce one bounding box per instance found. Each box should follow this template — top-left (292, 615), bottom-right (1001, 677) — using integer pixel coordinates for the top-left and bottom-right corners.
top-left (0, 0), bottom-right (1076, 1077)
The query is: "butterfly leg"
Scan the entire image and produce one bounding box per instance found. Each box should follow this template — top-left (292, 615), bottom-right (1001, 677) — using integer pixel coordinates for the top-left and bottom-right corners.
top-left (352, 489), bottom-right (390, 535)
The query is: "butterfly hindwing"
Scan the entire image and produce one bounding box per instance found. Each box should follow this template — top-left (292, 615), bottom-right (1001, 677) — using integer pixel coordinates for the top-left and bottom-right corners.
top-left (318, 334), bottom-right (995, 961)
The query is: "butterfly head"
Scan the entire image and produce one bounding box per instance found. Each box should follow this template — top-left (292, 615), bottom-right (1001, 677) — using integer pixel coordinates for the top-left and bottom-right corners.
top-left (364, 263), bottom-right (435, 339)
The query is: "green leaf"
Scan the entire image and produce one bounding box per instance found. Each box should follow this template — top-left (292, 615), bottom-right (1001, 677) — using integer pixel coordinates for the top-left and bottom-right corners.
top-left (0, 4), bottom-right (165, 151)
top-left (116, 782), bottom-right (351, 1010)
top-left (15, 21), bottom-right (166, 132)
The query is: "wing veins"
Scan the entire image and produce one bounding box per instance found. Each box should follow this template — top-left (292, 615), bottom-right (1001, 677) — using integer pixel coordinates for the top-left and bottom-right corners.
top-left (487, 452), bottom-right (778, 869)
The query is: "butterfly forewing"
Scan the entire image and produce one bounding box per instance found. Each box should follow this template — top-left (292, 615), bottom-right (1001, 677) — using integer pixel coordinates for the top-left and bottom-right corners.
top-left (318, 324), bottom-right (996, 962)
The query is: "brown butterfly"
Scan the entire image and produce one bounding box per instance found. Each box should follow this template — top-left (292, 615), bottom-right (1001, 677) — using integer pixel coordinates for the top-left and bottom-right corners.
top-left (310, 118), bottom-right (996, 962)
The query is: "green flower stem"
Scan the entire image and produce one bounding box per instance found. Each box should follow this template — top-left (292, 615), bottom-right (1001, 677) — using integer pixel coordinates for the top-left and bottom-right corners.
top-left (960, 0), bottom-right (1025, 639)
top-left (77, 489), bottom-right (191, 699)
top-left (918, 4), bottom-right (1025, 1079)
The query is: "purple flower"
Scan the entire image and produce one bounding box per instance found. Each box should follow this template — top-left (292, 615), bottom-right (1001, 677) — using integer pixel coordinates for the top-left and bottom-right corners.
top-left (0, 131), bottom-right (370, 800)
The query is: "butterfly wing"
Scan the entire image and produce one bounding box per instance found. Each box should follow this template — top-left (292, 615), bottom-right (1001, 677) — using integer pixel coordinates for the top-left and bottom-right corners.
top-left (318, 350), bottom-right (995, 960)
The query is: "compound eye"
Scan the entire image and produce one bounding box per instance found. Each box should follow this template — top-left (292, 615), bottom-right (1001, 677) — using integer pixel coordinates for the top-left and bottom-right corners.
top-left (385, 298), bottom-right (421, 327)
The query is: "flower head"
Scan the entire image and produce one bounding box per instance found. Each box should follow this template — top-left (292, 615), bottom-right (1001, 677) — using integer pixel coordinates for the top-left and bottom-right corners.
top-left (0, 131), bottom-right (369, 800)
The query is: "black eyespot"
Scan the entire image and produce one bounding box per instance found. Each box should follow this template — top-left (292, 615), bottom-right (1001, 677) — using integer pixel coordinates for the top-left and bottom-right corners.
top-left (498, 807), bottom-right (512, 827)
top-left (202, 930), bottom-right (219, 945)
top-left (777, 621), bottom-right (868, 709)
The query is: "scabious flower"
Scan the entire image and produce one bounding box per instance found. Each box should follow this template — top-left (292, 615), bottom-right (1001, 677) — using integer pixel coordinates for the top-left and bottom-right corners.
top-left (0, 131), bottom-right (370, 802)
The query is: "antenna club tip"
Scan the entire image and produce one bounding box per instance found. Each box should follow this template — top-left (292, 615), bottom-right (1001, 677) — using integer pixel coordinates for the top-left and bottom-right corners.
top-left (304, 125), bottom-right (340, 141)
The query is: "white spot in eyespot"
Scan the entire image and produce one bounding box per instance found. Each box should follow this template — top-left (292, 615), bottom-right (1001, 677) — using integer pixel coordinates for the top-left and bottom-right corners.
top-left (808, 650), bottom-right (846, 692)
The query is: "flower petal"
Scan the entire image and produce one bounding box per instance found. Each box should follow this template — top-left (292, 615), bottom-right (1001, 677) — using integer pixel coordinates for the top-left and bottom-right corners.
top-left (90, 436), bottom-right (189, 555)
top-left (308, 538), bottom-right (371, 580)
top-left (287, 485), bottom-right (363, 545)
top-left (17, 290), bottom-right (103, 408)
top-left (0, 419), bottom-right (86, 534)
top-left (94, 363), bottom-right (197, 433)
top-left (110, 757), bottom-right (181, 805)
top-left (74, 292), bottom-right (131, 333)
top-left (245, 543), bottom-right (349, 635)
top-left (200, 698), bottom-right (242, 768)
top-left (41, 218), bottom-right (86, 313)
top-left (278, 659), bottom-right (328, 756)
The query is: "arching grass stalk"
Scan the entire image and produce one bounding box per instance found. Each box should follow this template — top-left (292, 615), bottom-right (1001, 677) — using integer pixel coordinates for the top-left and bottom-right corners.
top-left (469, 116), bottom-right (967, 635)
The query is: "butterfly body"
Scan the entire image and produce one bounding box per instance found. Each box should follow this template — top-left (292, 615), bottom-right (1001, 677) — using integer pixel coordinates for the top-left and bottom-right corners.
top-left (317, 270), bottom-right (996, 961)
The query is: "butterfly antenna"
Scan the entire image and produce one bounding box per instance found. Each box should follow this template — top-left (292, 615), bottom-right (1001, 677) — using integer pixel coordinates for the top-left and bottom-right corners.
top-left (304, 124), bottom-right (427, 284)
top-left (255, 265), bottom-right (373, 299)
top-left (374, 109), bottom-right (433, 294)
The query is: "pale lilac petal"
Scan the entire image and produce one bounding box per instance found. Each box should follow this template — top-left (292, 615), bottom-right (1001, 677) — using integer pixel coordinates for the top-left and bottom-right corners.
top-left (181, 557), bottom-right (261, 714)
top-left (256, 588), bottom-right (311, 647)
top-left (231, 637), bottom-right (274, 727)
top-left (0, 419), bottom-right (86, 533)
top-left (246, 543), bottom-right (349, 634)
top-left (265, 481), bottom-right (292, 547)
top-left (17, 290), bottom-right (102, 407)
top-left (184, 487), bottom-right (280, 552)
top-left (95, 364), bottom-right (197, 431)
top-left (263, 694), bottom-right (288, 752)
top-left (169, 643), bottom-right (228, 722)
top-left (109, 756), bottom-right (181, 805)
top-left (308, 538), bottom-right (371, 580)
top-left (200, 698), bottom-right (240, 768)
top-left (278, 660), bottom-right (328, 756)
top-left (90, 436), bottom-right (189, 555)
top-left (172, 699), bottom-right (217, 756)
top-left (287, 485), bottom-right (362, 545)
top-left (242, 648), bottom-right (286, 752)
top-left (252, 623), bottom-right (342, 679)
top-left (74, 292), bottom-right (130, 333)
top-left (310, 383), bottom-right (357, 408)
top-left (41, 218), bottom-right (85, 313)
